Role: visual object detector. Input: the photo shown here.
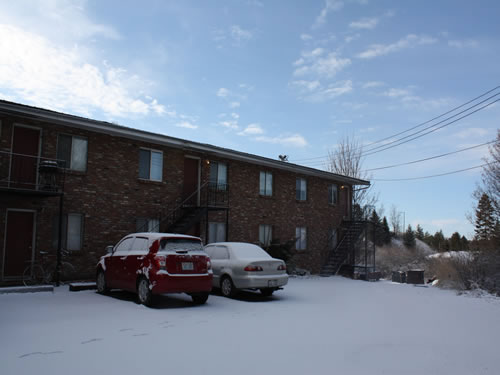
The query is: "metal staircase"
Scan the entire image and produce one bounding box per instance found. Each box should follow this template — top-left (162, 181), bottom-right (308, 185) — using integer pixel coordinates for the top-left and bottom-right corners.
top-left (319, 220), bottom-right (366, 276)
top-left (140, 181), bottom-right (229, 234)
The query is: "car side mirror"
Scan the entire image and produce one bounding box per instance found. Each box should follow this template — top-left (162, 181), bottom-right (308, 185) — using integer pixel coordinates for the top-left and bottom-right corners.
top-left (105, 245), bottom-right (114, 254)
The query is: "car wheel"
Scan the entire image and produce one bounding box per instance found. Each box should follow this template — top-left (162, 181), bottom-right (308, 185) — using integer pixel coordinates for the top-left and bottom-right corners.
top-left (137, 277), bottom-right (153, 306)
top-left (191, 292), bottom-right (209, 305)
top-left (260, 288), bottom-right (274, 297)
top-left (221, 276), bottom-right (236, 298)
top-left (96, 270), bottom-right (109, 294)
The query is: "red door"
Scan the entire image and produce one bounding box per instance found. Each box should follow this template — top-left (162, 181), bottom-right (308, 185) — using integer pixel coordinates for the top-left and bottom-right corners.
top-left (3, 210), bottom-right (35, 278)
top-left (183, 158), bottom-right (199, 205)
top-left (11, 126), bottom-right (40, 189)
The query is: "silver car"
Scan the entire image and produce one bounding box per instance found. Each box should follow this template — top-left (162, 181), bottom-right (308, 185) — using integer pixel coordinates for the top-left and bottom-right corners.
top-left (204, 242), bottom-right (288, 297)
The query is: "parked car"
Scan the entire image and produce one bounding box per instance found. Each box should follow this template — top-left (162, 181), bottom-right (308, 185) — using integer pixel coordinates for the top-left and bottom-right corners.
top-left (204, 242), bottom-right (288, 297)
top-left (96, 233), bottom-right (213, 306)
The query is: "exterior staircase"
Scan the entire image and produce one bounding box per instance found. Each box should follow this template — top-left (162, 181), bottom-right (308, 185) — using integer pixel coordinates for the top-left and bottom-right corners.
top-left (165, 206), bottom-right (208, 233)
top-left (319, 220), bottom-right (366, 276)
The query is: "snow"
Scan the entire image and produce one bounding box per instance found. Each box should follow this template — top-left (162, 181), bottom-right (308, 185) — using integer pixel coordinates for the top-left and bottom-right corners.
top-left (427, 251), bottom-right (474, 261)
top-left (1, 277), bottom-right (500, 375)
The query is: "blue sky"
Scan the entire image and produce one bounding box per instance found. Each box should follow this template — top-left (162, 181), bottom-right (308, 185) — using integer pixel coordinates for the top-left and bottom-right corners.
top-left (1, 0), bottom-right (499, 237)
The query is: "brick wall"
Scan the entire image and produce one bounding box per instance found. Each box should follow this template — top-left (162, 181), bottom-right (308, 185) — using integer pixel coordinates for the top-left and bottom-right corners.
top-left (0, 112), bottom-right (352, 280)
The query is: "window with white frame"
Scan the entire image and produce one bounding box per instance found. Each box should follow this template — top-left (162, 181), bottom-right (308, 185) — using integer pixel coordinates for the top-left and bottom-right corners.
top-left (208, 222), bottom-right (226, 243)
top-left (328, 184), bottom-right (338, 205)
top-left (57, 134), bottom-right (88, 171)
top-left (296, 178), bottom-right (307, 201)
top-left (329, 228), bottom-right (338, 250)
top-left (139, 149), bottom-right (163, 181)
top-left (52, 213), bottom-right (84, 251)
top-left (259, 224), bottom-right (272, 246)
top-left (209, 161), bottom-right (227, 190)
top-left (259, 171), bottom-right (273, 196)
top-left (136, 218), bottom-right (160, 232)
top-left (295, 227), bottom-right (307, 250)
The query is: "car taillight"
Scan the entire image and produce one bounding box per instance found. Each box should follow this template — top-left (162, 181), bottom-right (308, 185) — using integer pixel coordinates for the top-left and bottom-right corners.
top-left (207, 259), bottom-right (212, 270)
top-left (244, 265), bottom-right (263, 272)
top-left (277, 264), bottom-right (286, 271)
top-left (155, 255), bottom-right (166, 270)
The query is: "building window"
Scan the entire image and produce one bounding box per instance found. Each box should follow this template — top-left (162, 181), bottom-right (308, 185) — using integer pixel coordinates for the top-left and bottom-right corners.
top-left (208, 222), bottom-right (226, 243)
top-left (57, 134), bottom-right (88, 171)
top-left (259, 224), bottom-right (272, 247)
top-left (210, 161), bottom-right (227, 190)
top-left (136, 218), bottom-right (160, 232)
top-left (328, 184), bottom-right (338, 205)
top-left (296, 178), bottom-right (307, 201)
top-left (295, 227), bottom-right (307, 250)
top-left (139, 149), bottom-right (163, 181)
top-left (52, 213), bottom-right (84, 251)
top-left (259, 171), bottom-right (273, 196)
top-left (329, 228), bottom-right (338, 250)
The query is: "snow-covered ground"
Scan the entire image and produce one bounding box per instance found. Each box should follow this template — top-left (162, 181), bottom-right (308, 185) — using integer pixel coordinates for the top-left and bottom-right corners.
top-left (1, 277), bottom-right (500, 375)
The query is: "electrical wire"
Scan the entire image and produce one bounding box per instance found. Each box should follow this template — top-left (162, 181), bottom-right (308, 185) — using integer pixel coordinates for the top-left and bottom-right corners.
top-left (371, 162), bottom-right (497, 181)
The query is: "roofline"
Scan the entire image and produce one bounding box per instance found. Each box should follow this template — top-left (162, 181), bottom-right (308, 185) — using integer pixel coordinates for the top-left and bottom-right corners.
top-left (0, 100), bottom-right (370, 186)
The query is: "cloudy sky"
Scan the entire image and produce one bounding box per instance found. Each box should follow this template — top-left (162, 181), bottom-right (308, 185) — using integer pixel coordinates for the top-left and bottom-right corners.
top-left (1, 0), bottom-right (499, 237)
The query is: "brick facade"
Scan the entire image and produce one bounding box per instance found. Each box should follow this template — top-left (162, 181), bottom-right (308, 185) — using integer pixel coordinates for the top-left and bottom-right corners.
top-left (0, 101), bottom-right (368, 283)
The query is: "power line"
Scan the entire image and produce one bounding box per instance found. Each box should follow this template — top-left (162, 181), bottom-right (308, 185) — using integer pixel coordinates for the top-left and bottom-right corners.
top-left (362, 94), bottom-right (500, 155)
top-left (364, 140), bottom-right (495, 172)
top-left (290, 85), bottom-right (500, 163)
top-left (371, 162), bottom-right (495, 181)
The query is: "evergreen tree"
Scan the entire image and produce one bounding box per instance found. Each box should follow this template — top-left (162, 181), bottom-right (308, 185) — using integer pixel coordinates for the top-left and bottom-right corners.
top-left (403, 224), bottom-right (416, 248)
top-left (415, 224), bottom-right (425, 241)
top-left (423, 231), bottom-right (434, 247)
top-left (381, 216), bottom-right (392, 244)
top-left (433, 230), bottom-right (446, 252)
top-left (449, 232), bottom-right (462, 251)
top-left (460, 235), bottom-right (470, 251)
top-left (475, 193), bottom-right (496, 241)
top-left (369, 210), bottom-right (385, 246)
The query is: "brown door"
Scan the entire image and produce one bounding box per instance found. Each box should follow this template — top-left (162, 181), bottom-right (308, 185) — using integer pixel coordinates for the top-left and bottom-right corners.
top-left (183, 158), bottom-right (199, 205)
top-left (3, 210), bottom-right (35, 278)
top-left (11, 126), bottom-right (40, 189)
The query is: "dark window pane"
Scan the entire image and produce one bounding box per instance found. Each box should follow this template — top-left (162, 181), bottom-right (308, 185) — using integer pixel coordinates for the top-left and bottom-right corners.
top-left (139, 149), bottom-right (150, 179)
top-left (57, 135), bottom-right (72, 168)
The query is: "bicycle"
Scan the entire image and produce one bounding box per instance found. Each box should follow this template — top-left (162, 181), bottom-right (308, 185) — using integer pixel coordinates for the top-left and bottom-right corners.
top-left (22, 249), bottom-right (76, 286)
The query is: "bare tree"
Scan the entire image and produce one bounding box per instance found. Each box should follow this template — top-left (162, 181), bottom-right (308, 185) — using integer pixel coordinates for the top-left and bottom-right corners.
top-left (327, 135), bottom-right (377, 217)
top-left (389, 204), bottom-right (402, 235)
top-left (479, 130), bottom-right (500, 216)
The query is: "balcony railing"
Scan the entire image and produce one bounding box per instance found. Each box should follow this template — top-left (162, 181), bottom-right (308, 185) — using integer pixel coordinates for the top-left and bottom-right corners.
top-left (0, 150), bottom-right (65, 195)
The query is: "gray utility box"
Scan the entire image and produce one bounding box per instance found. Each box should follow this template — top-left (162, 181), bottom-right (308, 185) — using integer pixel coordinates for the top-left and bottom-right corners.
top-left (406, 270), bottom-right (425, 284)
top-left (392, 271), bottom-right (406, 283)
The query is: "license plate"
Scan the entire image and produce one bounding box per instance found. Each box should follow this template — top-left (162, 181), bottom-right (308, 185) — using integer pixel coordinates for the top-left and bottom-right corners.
top-left (181, 262), bottom-right (194, 271)
top-left (268, 280), bottom-right (278, 287)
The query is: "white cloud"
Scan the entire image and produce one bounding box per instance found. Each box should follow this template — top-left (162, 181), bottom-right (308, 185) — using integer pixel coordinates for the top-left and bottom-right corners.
top-left (217, 88), bottom-right (230, 97)
top-left (238, 123), bottom-right (264, 136)
top-left (454, 128), bottom-right (491, 139)
top-left (357, 34), bottom-right (438, 59)
top-left (175, 121), bottom-right (198, 129)
top-left (291, 80), bottom-right (321, 92)
top-left (362, 81), bottom-right (385, 89)
top-left (230, 25), bottom-right (253, 42)
top-left (448, 39), bottom-right (478, 48)
top-left (229, 101), bottom-right (240, 108)
top-left (349, 17), bottom-right (379, 30)
top-left (256, 134), bottom-right (308, 147)
top-left (218, 120), bottom-right (239, 130)
top-left (313, 0), bottom-right (344, 29)
top-left (0, 24), bottom-right (165, 118)
top-left (293, 51), bottom-right (351, 78)
top-left (231, 112), bottom-right (240, 119)
top-left (300, 33), bottom-right (313, 41)
top-left (292, 80), bottom-right (352, 102)
top-left (383, 88), bottom-right (411, 98)
top-left (345, 33), bottom-right (360, 43)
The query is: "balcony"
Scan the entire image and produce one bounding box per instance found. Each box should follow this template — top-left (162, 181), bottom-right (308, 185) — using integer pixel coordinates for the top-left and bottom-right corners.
top-left (0, 150), bottom-right (65, 196)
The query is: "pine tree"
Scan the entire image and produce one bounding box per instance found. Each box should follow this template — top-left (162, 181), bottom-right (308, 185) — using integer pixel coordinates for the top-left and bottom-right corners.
top-left (449, 232), bottom-right (462, 251)
top-left (460, 235), bottom-right (470, 251)
top-left (403, 224), bottom-right (416, 248)
top-left (369, 210), bottom-right (385, 246)
top-left (433, 230), bottom-right (445, 252)
top-left (415, 224), bottom-right (425, 241)
top-left (475, 193), bottom-right (496, 241)
top-left (381, 216), bottom-right (392, 244)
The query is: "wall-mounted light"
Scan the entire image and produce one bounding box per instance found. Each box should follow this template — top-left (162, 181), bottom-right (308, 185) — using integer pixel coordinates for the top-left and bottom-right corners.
top-left (206, 160), bottom-right (210, 165)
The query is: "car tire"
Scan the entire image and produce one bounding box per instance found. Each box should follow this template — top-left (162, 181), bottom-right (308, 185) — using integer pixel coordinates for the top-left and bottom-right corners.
top-left (260, 288), bottom-right (274, 297)
top-left (191, 292), bottom-right (209, 305)
top-left (221, 276), bottom-right (236, 298)
top-left (137, 277), bottom-right (153, 306)
top-left (96, 270), bottom-right (109, 294)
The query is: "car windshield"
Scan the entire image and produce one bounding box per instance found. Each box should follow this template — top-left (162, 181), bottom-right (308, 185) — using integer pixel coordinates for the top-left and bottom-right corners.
top-left (231, 243), bottom-right (271, 259)
top-left (159, 238), bottom-right (204, 252)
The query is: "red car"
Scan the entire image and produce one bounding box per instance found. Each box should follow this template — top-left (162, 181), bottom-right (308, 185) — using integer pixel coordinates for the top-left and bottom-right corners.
top-left (96, 233), bottom-right (213, 306)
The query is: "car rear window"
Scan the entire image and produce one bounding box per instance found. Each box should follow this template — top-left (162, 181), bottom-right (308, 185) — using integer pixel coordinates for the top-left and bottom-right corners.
top-left (159, 238), bottom-right (204, 252)
top-left (231, 243), bottom-right (271, 259)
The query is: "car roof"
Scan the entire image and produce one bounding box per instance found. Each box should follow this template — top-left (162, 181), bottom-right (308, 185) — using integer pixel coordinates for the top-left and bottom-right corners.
top-left (129, 232), bottom-right (202, 241)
